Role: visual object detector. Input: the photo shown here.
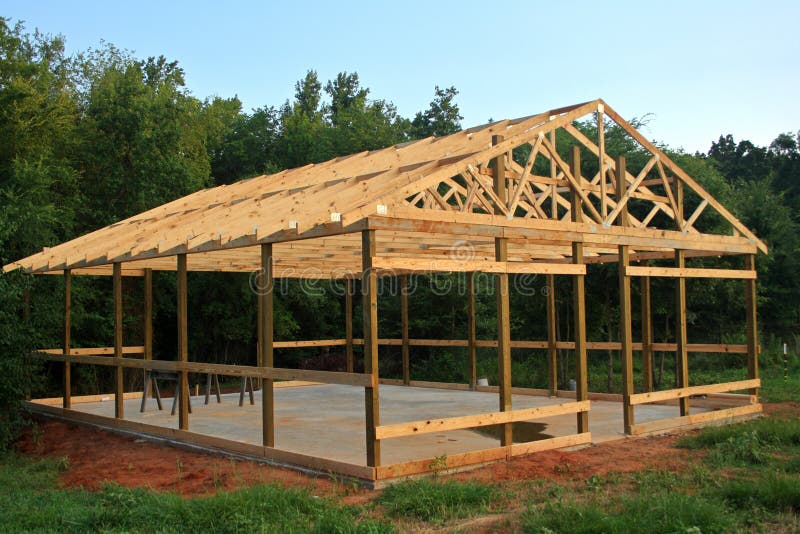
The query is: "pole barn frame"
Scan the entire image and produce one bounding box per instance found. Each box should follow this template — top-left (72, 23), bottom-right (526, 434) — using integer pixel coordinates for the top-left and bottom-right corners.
top-left (6, 99), bottom-right (765, 483)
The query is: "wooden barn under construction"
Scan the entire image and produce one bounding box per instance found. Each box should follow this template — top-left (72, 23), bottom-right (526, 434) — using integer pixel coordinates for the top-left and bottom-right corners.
top-left (5, 99), bottom-right (765, 484)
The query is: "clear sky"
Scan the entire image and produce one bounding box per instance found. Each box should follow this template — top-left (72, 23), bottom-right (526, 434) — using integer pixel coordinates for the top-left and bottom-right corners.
top-left (4, 0), bottom-right (799, 153)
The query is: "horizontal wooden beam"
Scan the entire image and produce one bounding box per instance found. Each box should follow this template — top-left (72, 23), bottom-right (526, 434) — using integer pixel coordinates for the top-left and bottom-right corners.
top-left (628, 379), bottom-right (760, 405)
top-left (375, 400), bottom-right (589, 440)
top-left (33, 353), bottom-right (374, 387)
top-left (624, 265), bottom-right (756, 279)
top-left (629, 403), bottom-right (762, 436)
top-left (375, 432), bottom-right (591, 479)
top-left (38, 346), bottom-right (144, 356)
top-left (371, 257), bottom-right (586, 275)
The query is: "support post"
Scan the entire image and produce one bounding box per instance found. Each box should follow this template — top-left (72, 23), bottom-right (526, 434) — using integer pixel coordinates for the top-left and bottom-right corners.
top-left (675, 249), bottom-right (690, 416)
top-left (144, 268), bottom-right (153, 391)
top-left (63, 269), bottom-right (71, 409)
top-left (467, 272), bottom-right (477, 390)
top-left (598, 104), bottom-right (607, 218)
top-left (570, 146), bottom-right (589, 433)
top-left (113, 263), bottom-right (124, 419)
top-left (345, 278), bottom-right (354, 373)
top-left (745, 254), bottom-right (759, 396)
top-left (260, 244), bottom-right (275, 447)
top-left (546, 274), bottom-right (557, 396)
top-left (493, 134), bottom-right (513, 446)
top-left (362, 229), bottom-right (381, 466)
top-left (177, 254), bottom-right (189, 430)
top-left (400, 275), bottom-right (410, 386)
top-left (617, 156), bottom-right (634, 433)
top-left (640, 271), bottom-right (653, 392)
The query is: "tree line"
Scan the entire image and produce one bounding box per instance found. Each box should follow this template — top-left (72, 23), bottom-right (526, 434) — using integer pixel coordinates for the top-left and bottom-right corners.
top-left (0, 18), bottom-right (797, 447)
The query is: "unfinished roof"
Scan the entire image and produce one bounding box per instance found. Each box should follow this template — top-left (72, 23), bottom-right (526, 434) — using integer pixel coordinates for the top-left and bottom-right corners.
top-left (4, 99), bottom-right (766, 278)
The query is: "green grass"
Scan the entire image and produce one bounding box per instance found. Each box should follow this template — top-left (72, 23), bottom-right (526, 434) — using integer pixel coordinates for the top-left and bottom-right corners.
top-left (0, 453), bottom-right (392, 533)
top-left (715, 473), bottom-right (800, 513)
top-left (521, 493), bottom-right (737, 534)
top-left (376, 478), bottom-right (502, 524)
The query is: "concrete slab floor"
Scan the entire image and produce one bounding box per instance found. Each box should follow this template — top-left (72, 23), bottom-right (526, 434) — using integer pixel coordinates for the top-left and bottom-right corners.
top-left (70, 384), bottom-right (709, 466)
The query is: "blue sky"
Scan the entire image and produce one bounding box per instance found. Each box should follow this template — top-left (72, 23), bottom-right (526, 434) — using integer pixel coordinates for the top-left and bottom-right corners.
top-left (4, 0), bottom-right (798, 153)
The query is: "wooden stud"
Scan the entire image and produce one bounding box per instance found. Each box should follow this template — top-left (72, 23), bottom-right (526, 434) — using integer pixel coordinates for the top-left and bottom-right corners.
top-left (598, 106), bottom-right (607, 218)
top-left (63, 269), bottom-right (71, 409)
top-left (640, 270), bottom-right (654, 392)
top-left (345, 278), bottom-right (354, 373)
top-left (144, 269), bottom-right (153, 361)
top-left (177, 254), bottom-right (189, 430)
top-left (113, 263), bottom-right (124, 419)
top-left (362, 229), bottom-right (381, 467)
top-left (744, 254), bottom-right (759, 396)
top-left (675, 249), bottom-right (690, 416)
top-left (546, 273), bottom-right (557, 396)
top-left (570, 146), bottom-right (589, 433)
top-left (467, 272), bottom-right (477, 390)
top-left (260, 243), bottom-right (275, 447)
top-left (492, 135), bottom-right (513, 447)
top-left (618, 155), bottom-right (634, 434)
top-left (400, 275), bottom-right (410, 386)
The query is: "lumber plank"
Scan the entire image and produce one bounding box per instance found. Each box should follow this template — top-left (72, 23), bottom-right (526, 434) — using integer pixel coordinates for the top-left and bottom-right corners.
top-left (628, 379), bottom-right (761, 405)
top-left (374, 400), bottom-right (590, 439)
top-left (624, 266), bottom-right (756, 279)
top-left (629, 404), bottom-right (763, 436)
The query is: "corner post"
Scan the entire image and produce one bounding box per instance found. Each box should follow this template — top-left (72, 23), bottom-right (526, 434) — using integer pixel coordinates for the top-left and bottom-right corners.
top-left (492, 134), bottom-right (512, 447)
top-left (400, 275), bottom-right (410, 386)
top-left (345, 278), bottom-right (354, 373)
top-left (467, 272), bottom-right (477, 390)
top-left (362, 229), bottom-right (381, 467)
top-left (177, 254), bottom-right (189, 430)
top-left (546, 273), bottom-right (558, 396)
top-left (617, 156), bottom-right (634, 433)
top-left (260, 243), bottom-right (275, 447)
top-left (745, 254), bottom-right (759, 396)
top-left (113, 263), bottom-right (124, 419)
top-left (63, 269), bottom-right (72, 409)
top-left (570, 146), bottom-right (589, 433)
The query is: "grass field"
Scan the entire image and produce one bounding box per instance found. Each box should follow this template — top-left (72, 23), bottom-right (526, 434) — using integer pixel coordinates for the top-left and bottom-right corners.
top-left (1, 369), bottom-right (797, 532)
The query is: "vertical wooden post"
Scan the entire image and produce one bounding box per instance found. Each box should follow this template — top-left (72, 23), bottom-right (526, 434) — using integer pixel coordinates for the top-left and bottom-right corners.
top-left (362, 230), bottom-right (381, 467)
top-left (675, 249), bottom-right (690, 416)
top-left (177, 254), bottom-right (189, 430)
top-left (549, 129), bottom-right (557, 217)
top-left (598, 104), bottom-right (607, 219)
top-left (63, 269), bottom-right (72, 409)
top-left (640, 272), bottom-right (653, 392)
top-left (671, 173), bottom-right (689, 415)
top-left (467, 272), bottom-right (477, 390)
top-left (617, 155), bottom-right (634, 434)
top-left (546, 274), bottom-right (558, 396)
top-left (400, 275), bottom-right (410, 385)
top-left (260, 244), bottom-right (275, 447)
top-left (492, 134), bottom-right (513, 447)
top-left (745, 254), bottom-right (759, 396)
top-left (144, 268), bottom-right (153, 361)
top-left (345, 278), bottom-right (354, 373)
top-left (570, 146), bottom-right (589, 433)
top-left (113, 263), bottom-right (124, 419)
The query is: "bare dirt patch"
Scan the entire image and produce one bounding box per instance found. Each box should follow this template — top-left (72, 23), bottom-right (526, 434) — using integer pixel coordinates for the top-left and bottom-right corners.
top-left (16, 417), bottom-right (336, 497)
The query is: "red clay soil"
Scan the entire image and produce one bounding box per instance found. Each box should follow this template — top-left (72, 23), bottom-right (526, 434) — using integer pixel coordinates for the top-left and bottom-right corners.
top-left (16, 402), bottom-right (798, 497)
top-left (16, 418), bottom-right (335, 497)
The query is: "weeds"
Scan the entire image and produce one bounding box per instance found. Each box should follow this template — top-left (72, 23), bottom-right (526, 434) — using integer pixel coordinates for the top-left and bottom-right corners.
top-left (376, 478), bottom-right (501, 524)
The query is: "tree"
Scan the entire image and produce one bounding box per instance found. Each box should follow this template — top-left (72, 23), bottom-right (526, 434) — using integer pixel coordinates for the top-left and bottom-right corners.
top-left (411, 86), bottom-right (462, 138)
